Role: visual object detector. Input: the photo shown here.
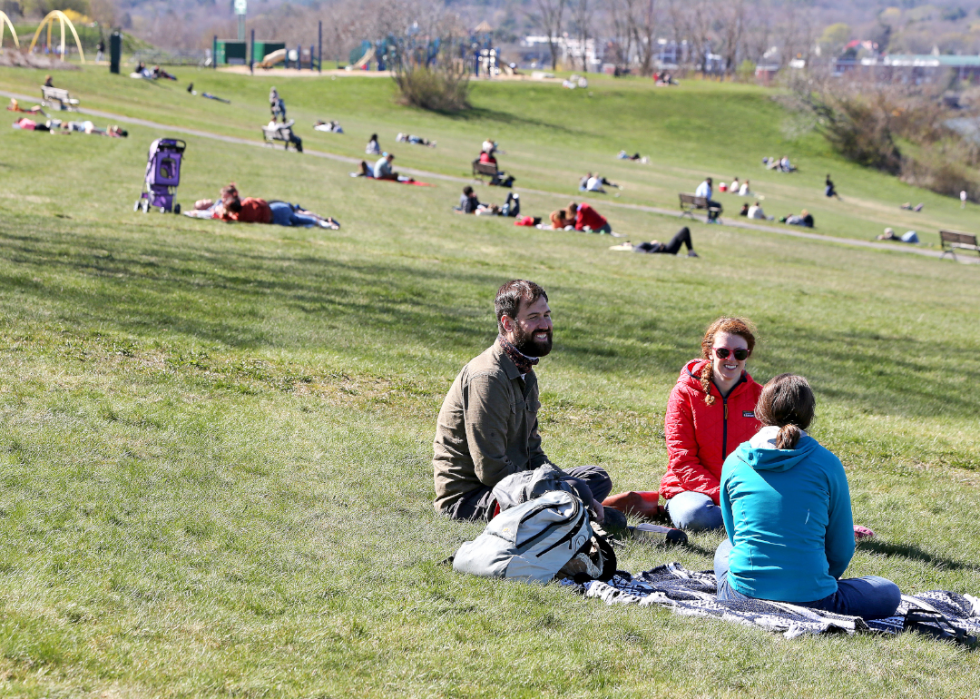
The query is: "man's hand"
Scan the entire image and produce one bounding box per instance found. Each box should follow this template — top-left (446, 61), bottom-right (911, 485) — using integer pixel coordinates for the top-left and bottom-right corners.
top-left (590, 500), bottom-right (604, 524)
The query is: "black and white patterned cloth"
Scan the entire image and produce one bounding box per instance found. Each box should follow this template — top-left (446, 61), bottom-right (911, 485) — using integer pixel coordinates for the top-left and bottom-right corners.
top-left (562, 563), bottom-right (980, 640)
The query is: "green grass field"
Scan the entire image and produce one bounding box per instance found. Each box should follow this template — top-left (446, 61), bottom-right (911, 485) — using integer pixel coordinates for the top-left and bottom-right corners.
top-left (0, 65), bottom-right (978, 697)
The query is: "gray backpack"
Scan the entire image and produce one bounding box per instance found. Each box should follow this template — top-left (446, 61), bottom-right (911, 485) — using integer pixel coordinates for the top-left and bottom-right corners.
top-left (491, 463), bottom-right (577, 512)
top-left (452, 490), bottom-right (615, 584)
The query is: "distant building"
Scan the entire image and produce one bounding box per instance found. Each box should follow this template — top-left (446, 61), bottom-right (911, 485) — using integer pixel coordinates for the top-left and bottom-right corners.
top-left (834, 54), bottom-right (980, 83)
top-left (521, 35), bottom-right (600, 71)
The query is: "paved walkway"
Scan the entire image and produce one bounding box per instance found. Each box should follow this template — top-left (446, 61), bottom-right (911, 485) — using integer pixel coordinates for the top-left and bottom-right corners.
top-left (4, 88), bottom-right (976, 265)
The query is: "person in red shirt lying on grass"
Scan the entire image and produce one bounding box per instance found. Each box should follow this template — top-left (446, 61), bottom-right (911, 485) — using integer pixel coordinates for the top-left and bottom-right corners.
top-left (209, 183), bottom-right (339, 229)
top-left (568, 202), bottom-right (612, 234)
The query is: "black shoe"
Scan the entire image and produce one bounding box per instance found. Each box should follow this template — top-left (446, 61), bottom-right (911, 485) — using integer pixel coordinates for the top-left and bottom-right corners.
top-left (600, 507), bottom-right (628, 535)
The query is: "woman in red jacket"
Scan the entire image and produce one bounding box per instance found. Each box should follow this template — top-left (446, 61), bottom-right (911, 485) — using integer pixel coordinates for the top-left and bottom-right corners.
top-left (659, 317), bottom-right (763, 530)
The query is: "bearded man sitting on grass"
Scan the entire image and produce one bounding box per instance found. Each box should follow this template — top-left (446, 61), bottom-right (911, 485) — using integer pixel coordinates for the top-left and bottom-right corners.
top-left (432, 280), bottom-right (613, 522)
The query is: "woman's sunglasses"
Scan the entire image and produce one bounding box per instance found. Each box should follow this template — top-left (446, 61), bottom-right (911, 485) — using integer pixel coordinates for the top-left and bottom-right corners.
top-left (714, 347), bottom-right (750, 361)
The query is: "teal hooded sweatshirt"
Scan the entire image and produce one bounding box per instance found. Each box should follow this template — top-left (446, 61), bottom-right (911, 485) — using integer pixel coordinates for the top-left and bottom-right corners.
top-left (720, 429), bottom-right (855, 603)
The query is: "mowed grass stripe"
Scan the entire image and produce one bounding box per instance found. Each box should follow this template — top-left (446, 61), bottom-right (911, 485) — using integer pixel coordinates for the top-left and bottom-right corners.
top-left (0, 67), bottom-right (978, 697)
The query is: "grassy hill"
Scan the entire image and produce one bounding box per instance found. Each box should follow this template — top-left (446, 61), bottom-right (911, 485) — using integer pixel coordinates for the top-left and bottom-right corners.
top-left (0, 66), bottom-right (978, 697)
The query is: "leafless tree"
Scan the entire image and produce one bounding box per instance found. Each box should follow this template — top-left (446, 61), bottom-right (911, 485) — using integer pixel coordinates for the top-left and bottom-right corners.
top-left (532, 0), bottom-right (567, 70)
top-left (569, 0), bottom-right (594, 72)
top-left (717, 0), bottom-right (746, 75)
top-left (627, 0), bottom-right (657, 76)
top-left (607, 0), bottom-right (634, 71)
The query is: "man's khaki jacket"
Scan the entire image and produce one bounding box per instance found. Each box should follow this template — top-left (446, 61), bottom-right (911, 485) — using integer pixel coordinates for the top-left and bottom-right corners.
top-left (432, 341), bottom-right (549, 514)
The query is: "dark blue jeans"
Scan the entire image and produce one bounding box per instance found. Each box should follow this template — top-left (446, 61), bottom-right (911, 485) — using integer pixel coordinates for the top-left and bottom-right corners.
top-left (268, 201), bottom-right (319, 227)
top-left (714, 539), bottom-right (901, 620)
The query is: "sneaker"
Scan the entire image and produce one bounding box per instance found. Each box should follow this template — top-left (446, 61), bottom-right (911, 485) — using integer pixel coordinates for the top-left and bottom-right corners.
top-left (687, 250), bottom-right (699, 258)
top-left (599, 507), bottom-right (628, 535)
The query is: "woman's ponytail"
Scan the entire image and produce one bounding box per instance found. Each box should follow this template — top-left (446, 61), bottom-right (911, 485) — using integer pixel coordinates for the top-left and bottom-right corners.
top-left (756, 374), bottom-right (815, 448)
top-left (775, 424), bottom-right (802, 450)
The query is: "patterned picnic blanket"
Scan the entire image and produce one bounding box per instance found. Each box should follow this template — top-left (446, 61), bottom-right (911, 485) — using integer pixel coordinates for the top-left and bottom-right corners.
top-left (563, 563), bottom-right (980, 640)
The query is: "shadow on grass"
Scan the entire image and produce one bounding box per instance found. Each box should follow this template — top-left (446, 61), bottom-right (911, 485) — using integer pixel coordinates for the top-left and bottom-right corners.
top-left (860, 539), bottom-right (980, 574)
top-left (1, 218), bottom-right (979, 421)
top-left (446, 105), bottom-right (588, 137)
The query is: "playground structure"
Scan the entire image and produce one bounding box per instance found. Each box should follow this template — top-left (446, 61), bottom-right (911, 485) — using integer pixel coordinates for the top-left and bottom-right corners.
top-left (0, 11), bottom-right (19, 49)
top-left (213, 22), bottom-right (322, 73)
top-left (349, 39), bottom-right (399, 71)
top-left (28, 10), bottom-right (86, 63)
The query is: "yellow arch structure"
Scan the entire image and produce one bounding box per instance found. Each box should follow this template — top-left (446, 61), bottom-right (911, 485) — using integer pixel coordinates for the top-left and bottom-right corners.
top-left (28, 10), bottom-right (85, 63)
top-left (0, 11), bottom-right (19, 49)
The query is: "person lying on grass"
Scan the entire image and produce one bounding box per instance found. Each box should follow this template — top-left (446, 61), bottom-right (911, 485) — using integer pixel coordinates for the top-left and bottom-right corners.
top-left (583, 173), bottom-right (619, 193)
top-left (567, 202), bottom-right (612, 234)
top-left (433, 280), bottom-right (615, 522)
top-left (208, 184), bottom-right (339, 229)
top-left (396, 132), bottom-right (435, 147)
top-left (536, 208), bottom-right (573, 230)
top-left (714, 374), bottom-right (901, 620)
top-left (454, 187), bottom-right (520, 217)
top-left (780, 209), bottom-right (814, 227)
top-left (609, 226), bottom-right (699, 257)
top-left (7, 98), bottom-right (45, 114)
top-left (314, 120), bottom-right (343, 133)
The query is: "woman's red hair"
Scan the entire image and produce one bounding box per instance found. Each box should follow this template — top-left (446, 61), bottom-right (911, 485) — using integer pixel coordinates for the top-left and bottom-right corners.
top-left (699, 317), bottom-right (757, 405)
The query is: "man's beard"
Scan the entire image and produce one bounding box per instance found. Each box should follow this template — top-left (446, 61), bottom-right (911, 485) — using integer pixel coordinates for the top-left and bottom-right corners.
top-left (513, 325), bottom-right (553, 357)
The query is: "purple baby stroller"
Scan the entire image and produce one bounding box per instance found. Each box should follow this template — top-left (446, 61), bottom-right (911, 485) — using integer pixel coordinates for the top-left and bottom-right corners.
top-left (134, 138), bottom-right (186, 214)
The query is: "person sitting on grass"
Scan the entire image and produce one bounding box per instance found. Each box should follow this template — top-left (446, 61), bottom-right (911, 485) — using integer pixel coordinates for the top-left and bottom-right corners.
top-left (747, 201), bottom-right (769, 220)
top-left (656, 317), bottom-right (763, 531)
top-left (366, 133), bottom-right (381, 155)
top-left (738, 203), bottom-right (749, 217)
top-left (714, 374), bottom-right (901, 620)
top-left (825, 174), bottom-right (840, 200)
top-left (568, 202), bottom-right (612, 234)
top-left (374, 152), bottom-right (410, 181)
top-left (433, 280), bottom-right (615, 522)
top-left (780, 209), bottom-right (814, 227)
top-left (586, 173), bottom-right (619, 193)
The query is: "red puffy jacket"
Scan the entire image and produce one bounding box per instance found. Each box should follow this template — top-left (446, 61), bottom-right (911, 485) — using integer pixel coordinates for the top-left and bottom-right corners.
top-left (659, 359), bottom-right (762, 505)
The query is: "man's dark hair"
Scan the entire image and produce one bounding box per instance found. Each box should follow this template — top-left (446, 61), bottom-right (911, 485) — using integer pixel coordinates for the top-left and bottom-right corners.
top-left (495, 280), bottom-right (548, 334)
top-left (463, 186), bottom-right (473, 195)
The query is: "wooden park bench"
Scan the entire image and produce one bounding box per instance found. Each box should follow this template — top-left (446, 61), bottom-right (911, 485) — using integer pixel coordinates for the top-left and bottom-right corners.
top-left (262, 120), bottom-right (301, 152)
top-left (472, 159), bottom-right (499, 180)
top-left (679, 193), bottom-right (722, 221)
top-left (940, 230), bottom-right (980, 260)
top-left (41, 85), bottom-right (79, 111)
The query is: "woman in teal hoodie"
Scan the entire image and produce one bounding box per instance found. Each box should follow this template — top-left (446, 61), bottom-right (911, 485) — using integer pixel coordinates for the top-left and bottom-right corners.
top-left (715, 374), bottom-right (900, 620)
